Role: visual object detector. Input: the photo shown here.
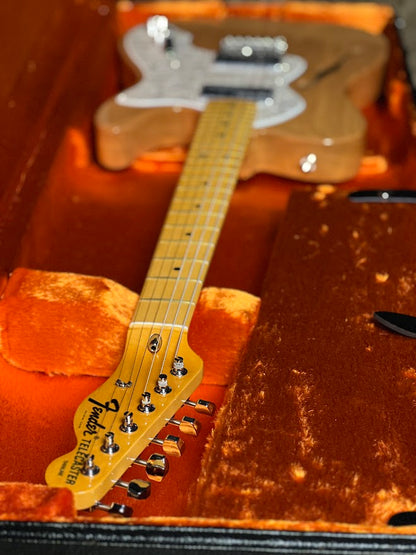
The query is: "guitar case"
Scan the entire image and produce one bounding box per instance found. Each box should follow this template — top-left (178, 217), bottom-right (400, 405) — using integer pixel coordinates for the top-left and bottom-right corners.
top-left (1, 1), bottom-right (416, 553)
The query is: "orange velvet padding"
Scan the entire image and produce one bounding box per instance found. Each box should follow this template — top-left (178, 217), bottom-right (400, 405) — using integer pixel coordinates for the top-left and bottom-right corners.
top-left (0, 483), bottom-right (75, 521)
top-left (0, 268), bottom-right (259, 521)
top-left (0, 268), bottom-right (259, 384)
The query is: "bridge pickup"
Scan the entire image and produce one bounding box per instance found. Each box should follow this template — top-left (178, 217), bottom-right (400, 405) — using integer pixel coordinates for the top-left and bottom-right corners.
top-left (202, 85), bottom-right (273, 101)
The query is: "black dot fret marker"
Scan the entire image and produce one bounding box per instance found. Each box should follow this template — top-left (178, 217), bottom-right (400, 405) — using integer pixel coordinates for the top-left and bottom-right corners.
top-left (174, 266), bottom-right (181, 271)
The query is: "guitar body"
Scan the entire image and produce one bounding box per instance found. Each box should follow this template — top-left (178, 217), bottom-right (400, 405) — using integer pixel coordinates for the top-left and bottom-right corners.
top-left (95, 18), bottom-right (389, 183)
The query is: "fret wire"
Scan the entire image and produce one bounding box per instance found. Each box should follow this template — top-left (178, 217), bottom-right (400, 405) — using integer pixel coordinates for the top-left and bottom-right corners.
top-left (122, 100), bottom-right (256, 405)
top-left (131, 99), bottom-right (255, 340)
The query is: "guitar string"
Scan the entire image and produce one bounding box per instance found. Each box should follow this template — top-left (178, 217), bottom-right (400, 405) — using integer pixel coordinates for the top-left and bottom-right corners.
top-left (80, 101), bottom-right (248, 469)
top-left (116, 46), bottom-right (272, 411)
top-left (170, 102), bottom-right (255, 373)
top-left (89, 101), bottom-right (239, 453)
top-left (141, 100), bottom-right (254, 396)
top-left (126, 100), bottom-right (246, 405)
top-left (79, 28), bottom-right (274, 466)
top-left (89, 34), bottom-right (280, 437)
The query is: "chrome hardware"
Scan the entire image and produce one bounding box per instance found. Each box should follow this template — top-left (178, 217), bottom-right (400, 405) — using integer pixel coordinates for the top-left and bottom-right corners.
top-left (169, 415), bottom-right (201, 436)
top-left (146, 15), bottom-right (170, 46)
top-left (148, 334), bottom-right (162, 353)
top-left (155, 373), bottom-right (172, 396)
top-left (81, 455), bottom-right (100, 477)
top-left (93, 501), bottom-right (133, 517)
top-left (299, 153), bottom-right (317, 174)
top-left (120, 411), bottom-right (138, 433)
top-left (115, 478), bottom-right (151, 500)
top-left (185, 398), bottom-right (216, 416)
top-left (101, 431), bottom-right (120, 454)
top-left (115, 379), bottom-right (132, 388)
top-left (151, 434), bottom-right (185, 457)
top-left (134, 453), bottom-right (169, 482)
top-left (171, 356), bottom-right (187, 377)
top-left (138, 392), bottom-right (155, 413)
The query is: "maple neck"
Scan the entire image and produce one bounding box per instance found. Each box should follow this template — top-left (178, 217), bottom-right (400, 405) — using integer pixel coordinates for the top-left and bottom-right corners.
top-left (132, 99), bottom-right (255, 330)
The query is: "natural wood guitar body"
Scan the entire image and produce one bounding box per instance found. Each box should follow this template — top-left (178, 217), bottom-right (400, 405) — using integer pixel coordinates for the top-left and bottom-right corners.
top-left (95, 18), bottom-right (388, 183)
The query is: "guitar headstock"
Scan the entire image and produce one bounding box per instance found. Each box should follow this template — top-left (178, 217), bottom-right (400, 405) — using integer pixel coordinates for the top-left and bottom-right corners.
top-left (45, 327), bottom-right (212, 513)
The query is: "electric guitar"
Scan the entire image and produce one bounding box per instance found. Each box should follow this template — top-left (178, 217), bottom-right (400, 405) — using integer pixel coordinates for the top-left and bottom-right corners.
top-left (45, 16), bottom-right (387, 516)
top-left (95, 17), bottom-right (388, 182)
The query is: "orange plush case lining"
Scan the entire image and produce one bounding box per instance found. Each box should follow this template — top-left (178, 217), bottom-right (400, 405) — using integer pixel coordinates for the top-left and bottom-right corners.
top-left (1, 0), bottom-right (416, 537)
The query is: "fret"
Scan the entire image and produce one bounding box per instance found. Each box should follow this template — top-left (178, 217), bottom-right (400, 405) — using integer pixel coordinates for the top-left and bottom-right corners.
top-left (159, 225), bottom-right (220, 242)
top-left (136, 99), bottom-right (256, 332)
top-left (147, 258), bottom-right (209, 280)
top-left (129, 321), bottom-right (187, 331)
top-left (169, 199), bottom-right (229, 212)
top-left (133, 299), bottom-right (196, 327)
top-left (154, 240), bottom-right (215, 260)
top-left (140, 277), bottom-right (202, 301)
top-left (174, 185), bottom-right (233, 201)
top-left (165, 211), bottom-right (223, 228)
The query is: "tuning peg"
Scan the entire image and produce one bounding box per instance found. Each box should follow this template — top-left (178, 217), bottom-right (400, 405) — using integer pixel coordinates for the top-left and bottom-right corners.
top-left (120, 411), bottom-right (138, 433)
top-left (138, 392), bottom-right (155, 413)
top-left (169, 415), bottom-right (201, 436)
top-left (151, 434), bottom-right (184, 457)
top-left (155, 373), bottom-right (172, 396)
top-left (184, 398), bottom-right (216, 416)
top-left (133, 453), bottom-right (169, 481)
top-left (101, 431), bottom-right (120, 454)
top-left (93, 501), bottom-right (133, 517)
top-left (171, 356), bottom-right (187, 377)
top-left (81, 455), bottom-right (100, 477)
top-left (115, 478), bottom-right (151, 499)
